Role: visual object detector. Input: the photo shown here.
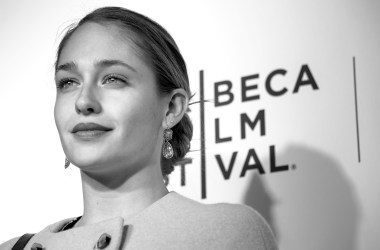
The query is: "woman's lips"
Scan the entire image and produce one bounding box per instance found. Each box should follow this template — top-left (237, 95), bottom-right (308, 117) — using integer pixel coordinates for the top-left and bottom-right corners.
top-left (72, 122), bottom-right (112, 140)
top-left (72, 122), bottom-right (112, 133)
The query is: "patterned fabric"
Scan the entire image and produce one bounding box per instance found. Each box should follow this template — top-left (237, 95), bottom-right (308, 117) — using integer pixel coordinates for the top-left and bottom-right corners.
top-left (0, 192), bottom-right (277, 250)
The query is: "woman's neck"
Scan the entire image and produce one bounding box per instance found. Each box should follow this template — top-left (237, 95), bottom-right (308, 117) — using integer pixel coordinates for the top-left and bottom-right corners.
top-left (76, 164), bottom-right (168, 227)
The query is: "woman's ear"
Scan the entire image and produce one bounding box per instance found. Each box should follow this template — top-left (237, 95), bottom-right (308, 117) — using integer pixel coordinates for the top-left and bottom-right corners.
top-left (163, 88), bottom-right (189, 128)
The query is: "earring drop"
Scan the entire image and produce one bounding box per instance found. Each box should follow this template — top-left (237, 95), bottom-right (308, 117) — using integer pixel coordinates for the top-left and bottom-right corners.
top-left (162, 127), bottom-right (174, 159)
top-left (64, 158), bottom-right (70, 169)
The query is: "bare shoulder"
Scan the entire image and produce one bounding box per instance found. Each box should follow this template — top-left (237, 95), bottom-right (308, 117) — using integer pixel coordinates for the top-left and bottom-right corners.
top-left (0, 236), bottom-right (20, 250)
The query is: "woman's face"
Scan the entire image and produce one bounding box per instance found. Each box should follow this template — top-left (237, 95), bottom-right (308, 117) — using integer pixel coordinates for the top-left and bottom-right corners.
top-left (54, 22), bottom-right (167, 174)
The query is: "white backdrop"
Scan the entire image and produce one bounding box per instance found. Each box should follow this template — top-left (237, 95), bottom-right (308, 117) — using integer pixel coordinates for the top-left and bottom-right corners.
top-left (0, 0), bottom-right (379, 249)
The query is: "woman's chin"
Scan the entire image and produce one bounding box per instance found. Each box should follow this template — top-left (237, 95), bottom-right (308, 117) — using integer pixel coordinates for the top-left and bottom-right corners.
top-left (70, 157), bottom-right (107, 171)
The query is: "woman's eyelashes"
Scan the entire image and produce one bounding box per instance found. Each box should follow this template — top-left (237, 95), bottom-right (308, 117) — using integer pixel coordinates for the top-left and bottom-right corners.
top-left (102, 74), bottom-right (129, 87)
top-left (55, 74), bottom-right (129, 90)
top-left (56, 78), bottom-right (78, 90)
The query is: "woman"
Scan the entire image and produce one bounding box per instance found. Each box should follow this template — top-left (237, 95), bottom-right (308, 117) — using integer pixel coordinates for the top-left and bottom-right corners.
top-left (0, 7), bottom-right (277, 250)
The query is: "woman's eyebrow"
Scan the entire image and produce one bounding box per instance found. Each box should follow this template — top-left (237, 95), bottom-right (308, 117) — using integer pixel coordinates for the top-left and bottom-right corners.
top-left (55, 60), bottom-right (137, 74)
top-left (95, 59), bottom-right (137, 72)
top-left (55, 61), bottom-right (77, 73)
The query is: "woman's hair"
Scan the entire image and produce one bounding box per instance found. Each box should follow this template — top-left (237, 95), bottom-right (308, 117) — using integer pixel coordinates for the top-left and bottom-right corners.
top-left (55, 7), bottom-right (193, 182)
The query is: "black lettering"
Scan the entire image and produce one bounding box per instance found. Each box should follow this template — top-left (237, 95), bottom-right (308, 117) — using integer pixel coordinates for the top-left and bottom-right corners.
top-left (215, 118), bottom-right (232, 143)
top-left (270, 145), bottom-right (289, 172)
top-left (241, 74), bottom-right (260, 102)
top-left (215, 152), bottom-right (238, 180)
top-left (266, 69), bottom-right (287, 96)
top-left (176, 158), bottom-right (192, 186)
top-left (293, 64), bottom-right (319, 93)
top-left (240, 148), bottom-right (265, 177)
top-left (214, 80), bottom-right (234, 106)
top-left (241, 110), bottom-right (266, 139)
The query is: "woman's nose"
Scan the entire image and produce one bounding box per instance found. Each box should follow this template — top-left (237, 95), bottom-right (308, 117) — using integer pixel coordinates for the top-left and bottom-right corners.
top-left (75, 85), bottom-right (102, 115)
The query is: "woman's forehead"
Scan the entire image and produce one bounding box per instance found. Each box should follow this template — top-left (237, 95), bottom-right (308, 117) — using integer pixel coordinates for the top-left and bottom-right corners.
top-left (58, 22), bottom-right (147, 67)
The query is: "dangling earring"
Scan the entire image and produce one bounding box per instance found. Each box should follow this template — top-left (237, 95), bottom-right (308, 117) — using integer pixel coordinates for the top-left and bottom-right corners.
top-left (162, 125), bottom-right (174, 159)
top-left (64, 157), bottom-right (70, 169)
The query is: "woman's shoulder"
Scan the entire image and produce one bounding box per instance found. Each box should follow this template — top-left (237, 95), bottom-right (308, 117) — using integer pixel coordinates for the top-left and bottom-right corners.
top-left (209, 203), bottom-right (278, 249)
top-left (165, 192), bottom-right (269, 224)
top-left (0, 217), bottom-right (77, 250)
top-left (156, 192), bottom-right (278, 249)
top-left (180, 194), bottom-right (274, 234)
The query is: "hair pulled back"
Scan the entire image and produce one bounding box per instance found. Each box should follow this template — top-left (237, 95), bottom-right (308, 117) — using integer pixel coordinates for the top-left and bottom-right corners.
top-left (55, 7), bottom-right (193, 181)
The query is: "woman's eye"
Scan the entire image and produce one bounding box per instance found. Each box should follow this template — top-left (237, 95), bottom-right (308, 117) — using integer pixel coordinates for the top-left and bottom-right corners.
top-left (56, 79), bottom-right (77, 89)
top-left (103, 75), bottom-right (128, 86)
